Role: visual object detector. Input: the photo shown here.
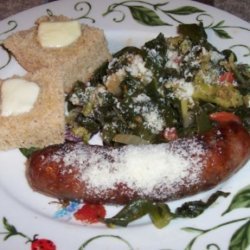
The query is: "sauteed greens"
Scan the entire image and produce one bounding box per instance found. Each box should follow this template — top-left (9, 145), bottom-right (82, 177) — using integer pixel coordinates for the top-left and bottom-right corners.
top-left (103, 191), bottom-right (229, 228)
top-left (66, 23), bottom-right (250, 145)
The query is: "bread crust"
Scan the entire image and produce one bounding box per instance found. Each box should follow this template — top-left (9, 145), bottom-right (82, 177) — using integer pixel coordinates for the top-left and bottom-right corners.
top-left (3, 15), bottom-right (111, 92)
top-left (0, 68), bottom-right (65, 150)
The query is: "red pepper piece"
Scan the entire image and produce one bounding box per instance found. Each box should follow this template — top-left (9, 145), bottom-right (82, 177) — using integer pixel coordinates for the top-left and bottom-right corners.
top-left (163, 127), bottom-right (178, 141)
top-left (209, 112), bottom-right (241, 124)
top-left (219, 72), bottom-right (235, 84)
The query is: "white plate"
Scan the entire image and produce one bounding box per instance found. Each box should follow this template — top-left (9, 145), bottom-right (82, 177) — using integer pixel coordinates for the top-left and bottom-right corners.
top-left (0, 0), bottom-right (250, 249)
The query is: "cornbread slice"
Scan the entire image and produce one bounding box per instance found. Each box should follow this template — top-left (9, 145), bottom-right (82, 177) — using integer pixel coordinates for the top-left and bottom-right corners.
top-left (0, 68), bottom-right (65, 150)
top-left (3, 15), bottom-right (111, 93)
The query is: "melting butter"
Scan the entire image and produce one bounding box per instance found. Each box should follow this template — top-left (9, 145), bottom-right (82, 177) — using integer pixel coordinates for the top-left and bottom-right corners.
top-left (38, 21), bottom-right (81, 48)
top-left (1, 78), bottom-right (40, 116)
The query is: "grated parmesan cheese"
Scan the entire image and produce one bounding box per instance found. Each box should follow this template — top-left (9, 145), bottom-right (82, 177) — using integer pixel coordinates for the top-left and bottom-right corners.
top-left (132, 102), bottom-right (165, 133)
top-left (132, 93), bottom-right (151, 103)
top-left (166, 50), bottom-right (181, 70)
top-left (143, 109), bottom-right (165, 133)
top-left (166, 78), bottom-right (194, 104)
top-left (52, 139), bottom-right (206, 200)
top-left (125, 55), bottom-right (153, 83)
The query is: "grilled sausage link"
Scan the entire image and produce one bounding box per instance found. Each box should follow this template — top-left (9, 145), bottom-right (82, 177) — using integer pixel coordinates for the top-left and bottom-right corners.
top-left (27, 122), bottom-right (250, 204)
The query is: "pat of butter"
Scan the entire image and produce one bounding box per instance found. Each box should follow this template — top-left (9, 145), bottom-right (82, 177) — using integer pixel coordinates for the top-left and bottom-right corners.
top-left (38, 21), bottom-right (81, 48)
top-left (1, 79), bottom-right (40, 116)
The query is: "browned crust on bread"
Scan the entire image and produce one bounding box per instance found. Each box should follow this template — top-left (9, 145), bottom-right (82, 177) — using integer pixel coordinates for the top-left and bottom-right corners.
top-left (3, 15), bottom-right (111, 92)
top-left (27, 122), bottom-right (250, 204)
top-left (0, 68), bottom-right (65, 150)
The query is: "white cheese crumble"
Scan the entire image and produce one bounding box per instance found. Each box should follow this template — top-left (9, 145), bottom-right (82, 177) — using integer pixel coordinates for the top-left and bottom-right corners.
top-left (166, 50), bottom-right (181, 70)
top-left (132, 93), bottom-right (151, 103)
top-left (166, 78), bottom-right (194, 104)
top-left (69, 93), bottom-right (81, 106)
top-left (146, 48), bottom-right (164, 65)
top-left (199, 69), bottom-right (220, 85)
top-left (108, 58), bottom-right (119, 69)
top-left (143, 109), bottom-right (165, 133)
top-left (202, 47), bottom-right (208, 55)
top-left (125, 55), bottom-right (153, 83)
top-left (133, 101), bottom-right (165, 133)
top-left (104, 54), bottom-right (153, 93)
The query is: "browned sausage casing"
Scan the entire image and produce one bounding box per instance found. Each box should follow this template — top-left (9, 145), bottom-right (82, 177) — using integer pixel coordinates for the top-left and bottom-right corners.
top-left (27, 122), bottom-right (250, 204)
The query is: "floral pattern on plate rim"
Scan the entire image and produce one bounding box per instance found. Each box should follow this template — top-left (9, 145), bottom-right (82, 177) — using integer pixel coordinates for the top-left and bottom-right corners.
top-left (0, 0), bottom-right (249, 70)
top-left (0, 0), bottom-right (250, 249)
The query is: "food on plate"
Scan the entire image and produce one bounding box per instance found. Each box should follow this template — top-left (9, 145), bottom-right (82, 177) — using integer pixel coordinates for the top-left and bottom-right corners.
top-left (0, 68), bottom-right (65, 150)
top-left (3, 15), bottom-right (111, 92)
top-left (27, 121), bottom-right (250, 204)
top-left (0, 20), bottom-right (244, 208)
top-left (66, 25), bottom-right (250, 146)
top-left (24, 23), bottom-right (250, 205)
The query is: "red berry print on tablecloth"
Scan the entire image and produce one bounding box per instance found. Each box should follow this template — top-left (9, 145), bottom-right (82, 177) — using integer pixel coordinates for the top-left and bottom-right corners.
top-left (0, 217), bottom-right (57, 250)
top-left (31, 238), bottom-right (56, 250)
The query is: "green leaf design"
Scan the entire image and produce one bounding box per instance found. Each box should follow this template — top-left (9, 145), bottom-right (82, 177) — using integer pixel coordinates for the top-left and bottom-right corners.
top-left (127, 6), bottom-right (171, 26)
top-left (0, 20), bottom-right (17, 36)
top-left (184, 237), bottom-right (199, 250)
top-left (223, 185), bottom-right (250, 215)
top-left (164, 6), bottom-right (205, 15)
top-left (2, 217), bottom-right (18, 240)
top-left (229, 220), bottom-right (250, 250)
top-left (153, 2), bottom-right (169, 10)
top-left (46, 9), bottom-right (54, 16)
top-left (230, 44), bottom-right (250, 57)
top-left (183, 217), bottom-right (250, 250)
top-left (182, 227), bottom-right (205, 233)
top-left (78, 234), bottom-right (133, 250)
top-left (0, 46), bottom-right (12, 70)
top-left (213, 20), bottom-right (225, 28)
top-left (213, 29), bottom-right (232, 39)
top-left (1, 217), bottom-right (30, 241)
top-left (74, 1), bottom-right (95, 23)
